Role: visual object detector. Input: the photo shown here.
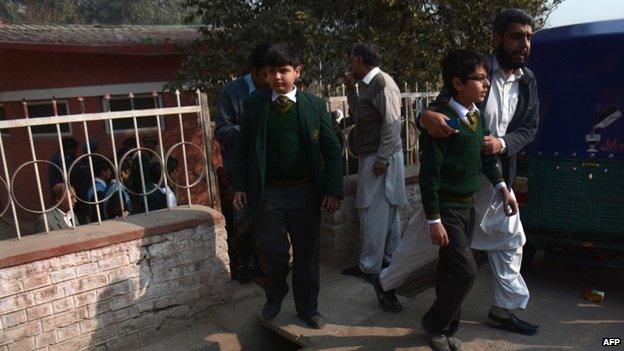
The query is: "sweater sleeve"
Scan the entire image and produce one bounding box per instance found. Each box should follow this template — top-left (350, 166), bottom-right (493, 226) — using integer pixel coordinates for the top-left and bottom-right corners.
top-left (371, 85), bottom-right (402, 163)
top-left (419, 131), bottom-right (445, 221)
top-left (214, 87), bottom-right (241, 147)
top-left (232, 100), bottom-right (253, 193)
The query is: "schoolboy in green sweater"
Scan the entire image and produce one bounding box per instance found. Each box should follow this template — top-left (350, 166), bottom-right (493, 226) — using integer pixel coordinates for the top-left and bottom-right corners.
top-left (419, 50), bottom-right (518, 351)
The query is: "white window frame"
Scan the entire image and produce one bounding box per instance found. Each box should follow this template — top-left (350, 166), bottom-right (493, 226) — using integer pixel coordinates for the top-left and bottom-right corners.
top-left (102, 93), bottom-right (165, 135)
top-left (27, 100), bottom-right (73, 137)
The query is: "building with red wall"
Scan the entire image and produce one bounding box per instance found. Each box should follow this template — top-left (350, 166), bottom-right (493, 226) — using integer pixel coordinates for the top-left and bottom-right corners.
top-left (0, 24), bottom-right (214, 232)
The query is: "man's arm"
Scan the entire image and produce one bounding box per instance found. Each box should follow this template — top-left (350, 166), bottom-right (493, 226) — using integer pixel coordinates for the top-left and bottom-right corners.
top-left (232, 100), bottom-right (253, 194)
top-left (318, 100), bottom-right (344, 199)
top-left (214, 88), bottom-right (240, 147)
top-left (501, 83), bottom-right (540, 156)
top-left (416, 86), bottom-right (458, 137)
top-left (371, 85), bottom-right (402, 164)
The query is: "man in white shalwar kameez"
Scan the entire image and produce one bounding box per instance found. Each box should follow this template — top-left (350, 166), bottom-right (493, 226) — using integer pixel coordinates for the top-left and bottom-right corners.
top-left (375, 9), bottom-right (541, 334)
top-left (417, 9), bottom-right (540, 335)
top-left (341, 43), bottom-right (407, 284)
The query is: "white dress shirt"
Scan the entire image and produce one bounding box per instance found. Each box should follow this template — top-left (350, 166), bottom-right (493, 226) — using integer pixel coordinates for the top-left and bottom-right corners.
top-left (271, 86), bottom-right (297, 103)
top-left (484, 56), bottom-right (524, 153)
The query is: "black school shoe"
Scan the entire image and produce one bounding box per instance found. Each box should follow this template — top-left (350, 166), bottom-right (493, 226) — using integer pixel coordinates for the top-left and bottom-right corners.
top-left (262, 284), bottom-right (289, 320)
top-left (372, 276), bottom-right (403, 313)
top-left (487, 312), bottom-right (538, 335)
top-left (421, 316), bottom-right (451, 351)
top-left (341, 265), bottom-right (375, 282)
top-left (299, 312), bottom-right (326, 329)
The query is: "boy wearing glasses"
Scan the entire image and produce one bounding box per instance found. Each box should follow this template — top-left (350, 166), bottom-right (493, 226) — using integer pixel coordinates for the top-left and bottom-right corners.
top-left (419, 50), bottom-right (518, 351)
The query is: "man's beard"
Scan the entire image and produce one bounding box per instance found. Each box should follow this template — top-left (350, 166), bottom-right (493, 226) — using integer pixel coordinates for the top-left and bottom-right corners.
top-left (495, 45), bottom-right (526, 70)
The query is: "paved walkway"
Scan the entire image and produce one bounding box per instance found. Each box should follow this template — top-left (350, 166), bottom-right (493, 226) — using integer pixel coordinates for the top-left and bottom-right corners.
top-left (139, 256), bottom-right (624, 350)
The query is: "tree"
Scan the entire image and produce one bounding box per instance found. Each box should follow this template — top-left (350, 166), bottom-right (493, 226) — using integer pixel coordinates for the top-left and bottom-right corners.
top-left (172, 0), bottom-right (563, 97)
top-left (0, 0), bottom-right (192, 25)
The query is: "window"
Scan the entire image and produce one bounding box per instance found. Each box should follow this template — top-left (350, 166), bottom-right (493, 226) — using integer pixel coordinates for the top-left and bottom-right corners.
top-left (28, 101), bottom-right (71, 136)
top-left (103, 94), bottom-right (165, 134)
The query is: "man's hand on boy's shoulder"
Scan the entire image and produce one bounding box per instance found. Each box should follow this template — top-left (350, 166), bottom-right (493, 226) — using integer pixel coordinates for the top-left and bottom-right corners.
top-left (373, 160), bottom-right (388, 175)
top-left (429, 222), bottom-right (449, 247)
top-left (322, 196), bottom-right (341, 214)
top-left (421, 109), bottom-right (459, 138)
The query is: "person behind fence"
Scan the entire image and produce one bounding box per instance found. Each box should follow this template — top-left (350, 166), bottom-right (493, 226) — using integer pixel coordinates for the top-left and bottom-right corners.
top-left (86, 159), bottom-right (113, 222)
top-left (341, 43), bottom-right (407, 281)
top-left (418, 49), bottom-right (519, 351)
top-left (72, 140), bottom-right (99, 224)
top-left (128, 151), bottom-right (167, 214)
top-left (104, 157), bottom-right (132, 216)
top-left (33, 183), bottom-right (78, 233)
top-left (419, 8), bottom-right (540, 336)
top-left (232, 43), bottom-right (343, 329)
top-left (215, 43), bottom-right (272, 283)
top-left (48, 137), bottom-right (78, 189)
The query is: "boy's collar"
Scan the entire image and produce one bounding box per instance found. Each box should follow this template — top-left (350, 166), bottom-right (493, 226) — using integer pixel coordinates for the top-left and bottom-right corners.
top-left (271, 86), bottom-right (297, 103)
top-left (361, 66), bottom-right (381, 85)
top-left (449, 97), bottom-right (478, 119)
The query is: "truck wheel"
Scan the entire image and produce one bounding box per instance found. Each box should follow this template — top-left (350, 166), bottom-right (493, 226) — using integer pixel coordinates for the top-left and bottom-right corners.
top-left (521, 244), bottom-right (538, 273)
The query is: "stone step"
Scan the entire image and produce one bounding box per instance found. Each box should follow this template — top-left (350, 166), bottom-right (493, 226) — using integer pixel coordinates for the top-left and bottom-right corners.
top-left (258, 264), bottom-right (420, 349)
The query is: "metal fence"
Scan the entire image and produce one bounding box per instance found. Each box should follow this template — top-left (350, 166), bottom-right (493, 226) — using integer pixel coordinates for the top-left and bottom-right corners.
top-left (0, 90), bottom-right (217, 239)
top-left (325, 83), bottom-right (439, 175)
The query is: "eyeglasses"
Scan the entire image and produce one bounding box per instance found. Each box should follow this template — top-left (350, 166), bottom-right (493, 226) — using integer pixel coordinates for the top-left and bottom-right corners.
top-left (467, 75), bottom-right (489, 84)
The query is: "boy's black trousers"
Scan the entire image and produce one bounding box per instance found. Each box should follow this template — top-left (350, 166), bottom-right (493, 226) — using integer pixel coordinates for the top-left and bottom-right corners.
top-left (422, 207), bottom-right (478, 336)
top-left (253, 182), bottom-right (321, 318)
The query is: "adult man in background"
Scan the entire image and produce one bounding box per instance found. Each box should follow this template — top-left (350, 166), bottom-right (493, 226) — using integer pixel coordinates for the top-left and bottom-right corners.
top-left (33, 183), bottom-right (78, 233)
top-left (342, 43), bottom-right (407, 283)
top-left (215, 43), bottom-right (271, 283)
top-left (418, 8), bottom-right (540, 335)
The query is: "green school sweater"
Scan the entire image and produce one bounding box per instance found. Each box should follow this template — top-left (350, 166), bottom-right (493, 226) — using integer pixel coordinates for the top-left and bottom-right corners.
top-left (265, 102), bottom-right (314, 183)
top-left (419, 103), bottom-right (504, 221)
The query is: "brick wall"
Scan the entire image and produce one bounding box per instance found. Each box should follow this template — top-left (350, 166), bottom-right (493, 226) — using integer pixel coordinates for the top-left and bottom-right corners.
top-left (0, 208), bottom-right (229, 350)
top-left (321, 166), bottom-right (421, 263)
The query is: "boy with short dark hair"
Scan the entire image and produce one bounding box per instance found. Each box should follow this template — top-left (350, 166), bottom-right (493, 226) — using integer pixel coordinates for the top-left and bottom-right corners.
top-left (232, 43), bottom-right (343, 329)
top-left (419, 49), bottom-right (519, 351)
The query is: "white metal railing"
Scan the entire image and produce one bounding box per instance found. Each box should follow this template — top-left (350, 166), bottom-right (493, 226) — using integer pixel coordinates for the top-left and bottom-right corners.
top-left (325, 83), bottom-right (439, 175)
top-left (0, 90), bottom-right (215, 239)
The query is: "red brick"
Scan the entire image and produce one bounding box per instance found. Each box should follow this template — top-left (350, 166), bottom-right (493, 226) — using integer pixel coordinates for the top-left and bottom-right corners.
top-left (0, 321), bottom-right (42, 346)
top-left (72, 291), bottom-right (97, 308)
top-left (7, 337), bottom-right (35, 351)
top-left (32, 286), bottom-right (64, 305)
top-left (51, 297), bottom-right (74, 314)
top-left (54, 323), bottom-right (80, 343)
top-left (0, 293), bottom-right (35, 315)
top-left (117, 314), bottom-right (155, 336)
top-left (108, 266), bottom-right (140, 284)
top-left (74, 263), bottom-right (98, 278)
top-left (64, 274), bottom-right (108, 295)
top-left (110, 292), bottom-right (141, 311)
top-left (21, 275), bottom-right (51, 292)
top-left (1, 311), bottom-right (27, 329)
top-left (0, 283), bottom-right (22, 299)
top-left (101, 333), bottom-right (139, 350)
top-left (86, 300), bottom-right (111, 319)
top-left (25, 304), bottom-right (53, 321)
top-left (41, 308), bottom-right (87, 332)
top-left (91, 325), bottom-right (117, 345)
top-left (34, 331), bottom-right (56, 348)
top-left (49, 268), bottom-right (76, 284)
top-left (97, 255), bottom-right (129, 272)
top-left (48, 335), bottom-right (91, 351)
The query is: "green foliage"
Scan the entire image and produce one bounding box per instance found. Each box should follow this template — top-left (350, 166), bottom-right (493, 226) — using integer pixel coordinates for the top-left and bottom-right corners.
top-left (0, 0), bottom-right (192, 25)
top-left (173, 0), bottom-right (563, 97)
